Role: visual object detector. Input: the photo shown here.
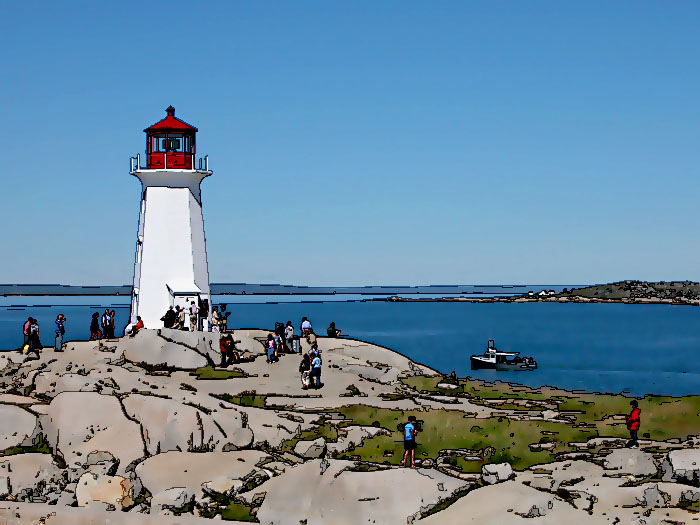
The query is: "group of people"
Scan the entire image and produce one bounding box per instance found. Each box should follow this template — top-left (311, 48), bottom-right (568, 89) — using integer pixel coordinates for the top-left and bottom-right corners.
top-left (160, 302), bottom-right (229, 332)
top-left (89, 309), bottom-right (117, 340)
top-left (20, 314), bottom-right (67, 359)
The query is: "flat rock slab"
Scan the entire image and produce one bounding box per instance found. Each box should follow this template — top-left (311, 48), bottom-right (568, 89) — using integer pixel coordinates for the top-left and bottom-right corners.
top-left (122, 394), bottom-right (251, 454)
top-left (0, 501), bottom-right (253, 524)
top-left (420, 480), bottom-right (600, 524)
top-left (0, 404), bottom-right (39, 451)
top-left (121, 329), bottom-right (209, 370)
top-left (604, 448), bottom-right (658, 477)
top-left (241, 459), bottom-right (469, 525)
top-left (41, 391), bottom-right (144, 475)
top-left (135, 450), bottom-right (268, 500)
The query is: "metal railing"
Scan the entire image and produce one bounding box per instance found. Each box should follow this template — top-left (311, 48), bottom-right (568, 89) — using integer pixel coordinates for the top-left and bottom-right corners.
top-left (130, 153), bottom-right (210, 172)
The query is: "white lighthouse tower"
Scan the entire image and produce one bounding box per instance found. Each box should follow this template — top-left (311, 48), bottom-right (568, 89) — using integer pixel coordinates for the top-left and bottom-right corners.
top-left (127, 106), bottom-right (212, 331)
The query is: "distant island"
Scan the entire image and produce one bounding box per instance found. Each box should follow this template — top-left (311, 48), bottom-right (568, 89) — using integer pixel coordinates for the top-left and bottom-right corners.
top-left (381, 280), bottom-right (700, 306)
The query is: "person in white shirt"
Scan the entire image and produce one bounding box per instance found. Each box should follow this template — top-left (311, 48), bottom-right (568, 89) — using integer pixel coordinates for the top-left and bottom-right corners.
top-left (300, 317), bottom-right (312, 336)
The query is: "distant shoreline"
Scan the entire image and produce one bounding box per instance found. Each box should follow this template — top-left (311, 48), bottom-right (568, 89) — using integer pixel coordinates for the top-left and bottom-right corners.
top-left (374, 295), bottom-right (700, 306)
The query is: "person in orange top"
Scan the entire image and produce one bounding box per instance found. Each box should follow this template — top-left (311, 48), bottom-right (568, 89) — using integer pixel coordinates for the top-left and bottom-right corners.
top-left (129, 316), bottom-right (144, 337)
top-left (626, 400), bottom-right (641, 448)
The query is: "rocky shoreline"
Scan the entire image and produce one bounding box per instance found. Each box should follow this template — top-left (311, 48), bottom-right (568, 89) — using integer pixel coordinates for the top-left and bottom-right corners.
top-left (0, 329), bottom-right (699, 523)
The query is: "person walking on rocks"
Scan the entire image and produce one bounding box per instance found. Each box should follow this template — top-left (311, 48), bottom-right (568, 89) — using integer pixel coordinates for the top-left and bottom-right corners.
top-left (626, 400), bottom-right (641, 448)
top-left (402, 415), bottom-right (419, 468)
top-left (189, 301), bottom-right (199, 332)
top-left (54, 314), bottom-right (66, 352)
top-left (299, 353), bottom-right (311, 389)
top-left (22, 317), bottom-right (31, 349)
top-left (89, 312), bottom-right (101, 341)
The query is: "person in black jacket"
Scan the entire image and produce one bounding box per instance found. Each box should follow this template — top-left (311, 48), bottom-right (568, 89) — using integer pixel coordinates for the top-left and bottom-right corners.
top-left (299, 353), bottom-right (311, 389)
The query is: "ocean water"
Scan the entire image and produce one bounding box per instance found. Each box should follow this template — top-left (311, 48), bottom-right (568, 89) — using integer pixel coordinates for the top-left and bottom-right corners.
top-left (2, 297), bottom-right (699, 397)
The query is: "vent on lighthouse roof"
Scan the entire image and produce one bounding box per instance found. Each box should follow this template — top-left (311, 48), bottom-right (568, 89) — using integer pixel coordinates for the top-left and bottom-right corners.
top-left (144, 106), bottom-right (198, 133)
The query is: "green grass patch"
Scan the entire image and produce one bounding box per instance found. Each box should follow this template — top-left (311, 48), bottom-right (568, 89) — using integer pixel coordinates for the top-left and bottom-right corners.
top-left (0, 433), bottom-right (52, 457)
top-left (190, 366), bottom-right (247, 380)
top-left (211, 391), bottom-right (267, 408)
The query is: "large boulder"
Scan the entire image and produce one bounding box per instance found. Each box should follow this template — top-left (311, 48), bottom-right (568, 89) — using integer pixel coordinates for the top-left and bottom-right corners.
top-left (135, 451), bottom-right (267, 502)
top-left (294, 438), bottom-right (326, 459)
top-left (75, 472), bottom-right (139, 509)
top-left (0, 405), bottom-right (40, 451)
top-left (239, 459), bottom-right (470, 525)
top-left (482, 462), bottom-right (514, 485)
top-left (151, 487), bottom-right (195, 514)
top-left (661, 449), bottom-right (700, 483)
top-left (122, 394), bottom-right (252, 454)
top-left (41, 392), bottom-right (144, 475)
top-left (604, 448), bottom-right (658, 477)
top-left (121, 329), bottom-right (209, 370)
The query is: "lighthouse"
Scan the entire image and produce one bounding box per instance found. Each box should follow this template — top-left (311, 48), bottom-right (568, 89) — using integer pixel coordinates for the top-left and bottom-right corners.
top-left (127, 106), bottom-right (212, 332)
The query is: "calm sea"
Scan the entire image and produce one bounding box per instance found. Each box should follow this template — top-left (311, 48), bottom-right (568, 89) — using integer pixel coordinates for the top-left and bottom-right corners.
top-left (2, 295), bottom-right (699, 398)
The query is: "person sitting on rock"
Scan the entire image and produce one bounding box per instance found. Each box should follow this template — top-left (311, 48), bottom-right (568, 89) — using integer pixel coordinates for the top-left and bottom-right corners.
top-left (626, 400), bottom-right (641, 448)
top-left (129, 316), bottom-right (144, 337)
top-left (326, 322), bottom-right (341, 338)
top-left (220, 334), bottom-right (234, 367)
top-left (402, 415), bottom-right (419, 468)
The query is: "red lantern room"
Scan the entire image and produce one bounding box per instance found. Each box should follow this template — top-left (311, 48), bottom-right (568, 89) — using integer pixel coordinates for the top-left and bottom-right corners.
top-left (144, 106), bottom-right (197, 169)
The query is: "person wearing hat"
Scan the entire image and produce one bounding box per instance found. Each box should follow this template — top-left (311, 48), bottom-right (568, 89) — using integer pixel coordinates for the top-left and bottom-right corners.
top-left (626, 400), bottom-right (641, 448)
top-left (54, 314), bottom-right (66, 352)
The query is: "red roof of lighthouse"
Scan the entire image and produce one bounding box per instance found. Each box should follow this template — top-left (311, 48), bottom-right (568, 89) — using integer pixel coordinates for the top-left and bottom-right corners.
top-left (144, 106), bottom-right (198, 133)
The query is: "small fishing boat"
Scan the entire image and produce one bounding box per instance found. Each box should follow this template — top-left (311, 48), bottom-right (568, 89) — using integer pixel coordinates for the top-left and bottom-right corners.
top-left (470, 340), bottom-right (537, 371)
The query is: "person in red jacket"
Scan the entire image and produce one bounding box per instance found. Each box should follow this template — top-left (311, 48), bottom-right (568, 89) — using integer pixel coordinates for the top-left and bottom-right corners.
top-left (626, 400), bottom-right (641, 448)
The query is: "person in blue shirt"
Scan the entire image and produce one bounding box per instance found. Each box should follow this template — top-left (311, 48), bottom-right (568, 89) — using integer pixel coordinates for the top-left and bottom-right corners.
top-left (310, 351), bottom-right (322, 388)
top-left (54, 314), bottom-right (66, 352)
top-left (402, 415), bottom-right (419, 468)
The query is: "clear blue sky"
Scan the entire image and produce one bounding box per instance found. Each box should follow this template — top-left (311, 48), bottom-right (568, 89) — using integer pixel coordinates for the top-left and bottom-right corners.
top-left (2, 2), bottom-right (699, 286)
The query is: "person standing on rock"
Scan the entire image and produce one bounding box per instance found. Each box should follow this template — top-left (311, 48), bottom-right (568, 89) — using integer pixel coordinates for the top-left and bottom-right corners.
top-left (101, 309), bottom-right (111, 338)
top-left (54, 314), bottom-right (66, 352)
top-left (402, 415), bottom-right (419, 468)
top-left (189, 301), bottom-right (199, 332)
top-left (27, 317), bottom-right (42, 359)
top-left (626, 400), bottom-right (641, 448)
top-left (219, 304), bottom-right (230, 333)
top-left (211, 307), bottom-right (221, 333)
top-left (109, 310), bottom-right (116, 338)
top-left (266, 333), bottom-right (277, 363)
top-left (89, 312), bottom-right (101, 341)
top-left (177, 306), bottom-right (186, 330)
top-left (299, 353), bottom-right (311, 389)
top-left (310, 350), bottom-right (322, 388)
top-left (285, 321), bottom-right (295, 352)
